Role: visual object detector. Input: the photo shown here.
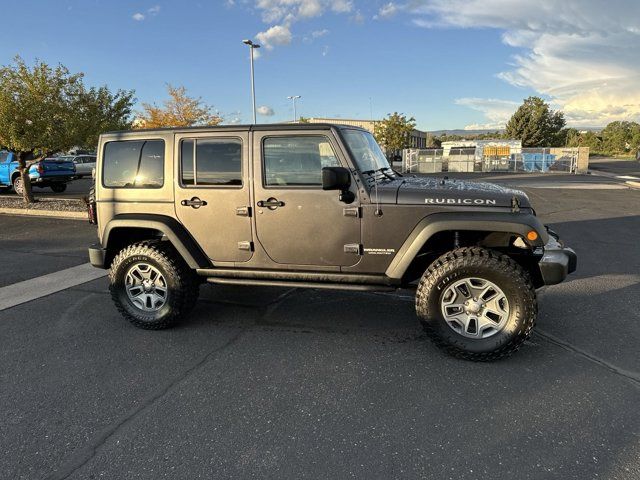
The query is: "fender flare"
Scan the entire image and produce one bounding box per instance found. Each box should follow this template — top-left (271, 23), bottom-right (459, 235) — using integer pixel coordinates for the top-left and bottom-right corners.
top-left (385, 211), bottom-right (548, 280)
top-left (102, 214), bottom-right (211, 269)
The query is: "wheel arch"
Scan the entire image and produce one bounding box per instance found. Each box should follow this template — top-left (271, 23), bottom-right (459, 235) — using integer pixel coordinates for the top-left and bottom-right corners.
top-left (102, 214), bottom-right (211, 269)
top-left (386, 212), bottom-right (548, 282)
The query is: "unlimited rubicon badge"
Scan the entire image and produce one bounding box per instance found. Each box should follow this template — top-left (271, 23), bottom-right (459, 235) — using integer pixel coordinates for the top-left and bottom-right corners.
top-left (425, 198), bottom-right (497, 205)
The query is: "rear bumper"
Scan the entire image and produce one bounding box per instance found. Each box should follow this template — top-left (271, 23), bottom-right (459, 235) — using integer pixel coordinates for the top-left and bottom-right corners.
top-left (538, 235), bottom-right (577, 286)
top-left (88, 244), bottom-right (107, 269)
top-left (30, 176), bottom-right (74, 184)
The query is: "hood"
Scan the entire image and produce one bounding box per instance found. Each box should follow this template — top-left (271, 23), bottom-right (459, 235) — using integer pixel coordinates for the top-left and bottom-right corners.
top-left (372, 176), bottom-right (531, 209)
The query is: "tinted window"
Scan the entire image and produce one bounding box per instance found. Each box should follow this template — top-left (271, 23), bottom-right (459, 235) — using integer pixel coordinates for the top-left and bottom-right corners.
top-left (180, 138), bottom-right (242, 186)
top-left (103, 140), bottom-right (164, 188)
top-left (263, 136), bottom-right (339, 186)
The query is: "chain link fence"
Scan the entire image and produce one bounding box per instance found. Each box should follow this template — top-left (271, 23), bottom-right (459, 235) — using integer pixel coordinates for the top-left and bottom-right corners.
top-left (401, 147), bottom-right (583, 174)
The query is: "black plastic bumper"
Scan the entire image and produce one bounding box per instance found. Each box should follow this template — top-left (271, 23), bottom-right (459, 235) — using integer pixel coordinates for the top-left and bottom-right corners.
top-left (538, 236), bottom-right (577, 285)
top-left (88, 244), bottom-right (107, 269)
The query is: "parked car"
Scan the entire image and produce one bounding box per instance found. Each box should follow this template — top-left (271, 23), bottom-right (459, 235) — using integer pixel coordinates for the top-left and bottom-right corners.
top-left (88, 123), bottom-right (577, 361)
top-left (0, 151), bottom-right (76, 194)
top-left (58, 154), bottom-right (96, 178)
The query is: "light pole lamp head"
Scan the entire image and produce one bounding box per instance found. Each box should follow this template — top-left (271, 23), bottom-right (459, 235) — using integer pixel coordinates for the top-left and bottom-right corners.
top-left (243, 39), bottom-right (260, 48)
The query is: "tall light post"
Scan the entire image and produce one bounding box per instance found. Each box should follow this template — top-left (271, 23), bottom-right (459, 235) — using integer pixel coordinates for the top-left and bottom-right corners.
top-left (242, 39), bottom-right (260, 123)
top-left (287, 95), bottom-right (301, 122)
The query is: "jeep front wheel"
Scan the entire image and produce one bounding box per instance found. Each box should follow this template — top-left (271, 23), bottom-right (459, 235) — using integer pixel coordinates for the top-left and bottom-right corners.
top-left (416, 247), bottom-right (537, 361)
top-left (109, 242), bottom-right (199, 329)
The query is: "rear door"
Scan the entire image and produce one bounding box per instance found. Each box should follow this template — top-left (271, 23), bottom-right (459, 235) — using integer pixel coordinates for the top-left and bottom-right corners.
top-left (174, 131), bottom-right (253, 263)
top-left (252, 131), bottom-right (361, 267)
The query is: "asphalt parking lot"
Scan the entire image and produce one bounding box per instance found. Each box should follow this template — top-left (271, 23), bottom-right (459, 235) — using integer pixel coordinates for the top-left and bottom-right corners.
top-left (0, 172), bottom-right (638, 479)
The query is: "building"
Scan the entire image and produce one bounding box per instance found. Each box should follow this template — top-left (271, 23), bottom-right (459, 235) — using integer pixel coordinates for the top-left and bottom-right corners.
top-left (303, 117), bottom-right (431, 149)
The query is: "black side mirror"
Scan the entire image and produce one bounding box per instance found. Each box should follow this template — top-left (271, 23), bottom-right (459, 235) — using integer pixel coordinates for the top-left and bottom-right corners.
top-left (322, 166), bottom-right (351, 191)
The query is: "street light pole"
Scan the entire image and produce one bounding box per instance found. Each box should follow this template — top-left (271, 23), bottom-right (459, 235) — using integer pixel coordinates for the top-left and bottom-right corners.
top-left (287, 95), bottom-right (301, 122)
top-left (243, 39), bottom-right (260, 124)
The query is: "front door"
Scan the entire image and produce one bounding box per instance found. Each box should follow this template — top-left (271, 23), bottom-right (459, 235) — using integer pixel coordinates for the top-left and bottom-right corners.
top-left (174, 132), bottom-right (253, 263)
top-left (253, 132), bottom-right (361, 267)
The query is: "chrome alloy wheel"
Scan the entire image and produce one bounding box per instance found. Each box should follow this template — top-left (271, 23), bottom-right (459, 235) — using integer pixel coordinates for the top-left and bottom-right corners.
top-left (440, 277), bottom-right (510, 339)
top-left (125, 263), bottom-right (168, 312)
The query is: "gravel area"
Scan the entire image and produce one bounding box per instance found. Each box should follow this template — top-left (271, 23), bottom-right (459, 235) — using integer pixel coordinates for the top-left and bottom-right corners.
top-left (0, 197), bottom-right (86, 212)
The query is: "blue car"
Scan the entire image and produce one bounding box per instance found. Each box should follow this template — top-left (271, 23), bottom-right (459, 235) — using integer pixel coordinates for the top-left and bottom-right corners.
top-left (0, 151), bottom-right (76, 194)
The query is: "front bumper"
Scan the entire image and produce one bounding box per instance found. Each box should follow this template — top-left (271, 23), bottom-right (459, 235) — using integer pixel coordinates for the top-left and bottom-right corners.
top-left (538, 234), bottom-right (577, 285)
top-left (88, 244), bottom-right (107, 269)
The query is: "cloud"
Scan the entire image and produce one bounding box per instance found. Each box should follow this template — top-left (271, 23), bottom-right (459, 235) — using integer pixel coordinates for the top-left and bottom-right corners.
top-left (132, 12), bottom-right (145, 21)
top-left (410, 0), bottom-right (640, 126)
top-left (255, 24), bottom-right (292, 50)
top-left (257, 105), bottom-right (275, 116)
top-left (148, 5), bottom-right (161, 15)
top-left (247, 1), bottom-right (354, 53)
top-left (322, 45), bottom-right (330, 56)
top-left (374, 2), bottom-right (399, 20)
top-left (454, 98), bottom-right (520, 130)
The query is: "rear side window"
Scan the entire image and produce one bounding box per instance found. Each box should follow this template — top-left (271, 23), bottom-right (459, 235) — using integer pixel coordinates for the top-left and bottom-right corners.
top-left (180, 138), bottom-right (242, 186)
top-left (103, 140), bottom-right (164, 188)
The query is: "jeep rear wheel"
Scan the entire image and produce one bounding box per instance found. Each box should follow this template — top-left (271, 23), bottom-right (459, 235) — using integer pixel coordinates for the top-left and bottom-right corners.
top-left (416, 247), bottom-right (537, 361)
top-left (109, 242), bottom-right (199, 329)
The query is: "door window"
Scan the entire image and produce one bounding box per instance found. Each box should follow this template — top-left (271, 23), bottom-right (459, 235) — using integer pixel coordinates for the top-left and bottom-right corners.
top-left (263, 136), bottom-right (340, 187)
top-left (180, 138), bottom-right (242, 186)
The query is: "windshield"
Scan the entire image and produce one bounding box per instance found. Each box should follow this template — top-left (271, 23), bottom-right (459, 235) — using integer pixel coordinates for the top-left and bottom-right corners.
top-left (342, 129), bottom-right (391, 174)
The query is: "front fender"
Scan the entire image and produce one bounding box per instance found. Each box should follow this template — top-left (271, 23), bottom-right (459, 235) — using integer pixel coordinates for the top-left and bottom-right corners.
top-left (385, 211), bottom-right (548, 280)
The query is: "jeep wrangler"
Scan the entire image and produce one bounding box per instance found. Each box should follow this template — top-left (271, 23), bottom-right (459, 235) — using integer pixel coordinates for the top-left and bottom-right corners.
top-left (87, 124), bottom-right (576, 361)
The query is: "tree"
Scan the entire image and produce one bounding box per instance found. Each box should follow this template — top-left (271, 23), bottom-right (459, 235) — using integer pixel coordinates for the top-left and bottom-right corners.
top-left (373, 112), bottom-right (416, 155)
top-left (505, 96), bottom-right (566, 147)
top-left (601, 121), bottom-right (640, 156)
top-left (0, 56), bottom-right (134, 203)
top-left (136, 85), bottom-right (222, 128)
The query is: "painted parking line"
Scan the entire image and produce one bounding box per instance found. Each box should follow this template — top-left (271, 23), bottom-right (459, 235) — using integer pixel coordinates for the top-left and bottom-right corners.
top-left (616, 175), bottom-right (640, 180)
top-left (0, 263), bottom-right (108, 311)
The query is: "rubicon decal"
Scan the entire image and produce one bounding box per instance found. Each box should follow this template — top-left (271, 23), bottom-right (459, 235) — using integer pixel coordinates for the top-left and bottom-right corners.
top-left (425, 198), bottom-right (497, 205)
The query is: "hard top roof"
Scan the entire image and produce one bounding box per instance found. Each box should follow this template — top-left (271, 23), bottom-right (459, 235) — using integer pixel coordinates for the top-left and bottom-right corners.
top-left (102, 123), bottom-right (369, 136)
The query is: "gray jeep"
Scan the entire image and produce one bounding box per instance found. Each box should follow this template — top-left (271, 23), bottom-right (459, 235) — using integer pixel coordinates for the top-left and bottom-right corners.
top-left (87, 124), bottom-right (576, 361)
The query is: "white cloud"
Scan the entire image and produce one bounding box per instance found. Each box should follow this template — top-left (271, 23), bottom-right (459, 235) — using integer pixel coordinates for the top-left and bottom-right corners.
top-left (351, 9), bottom-right (364, 24)
top-left (374, 2), bottom-right (399, 20)
top-left (322, 45), bottom-right (330, 56)
top-left (312, 28), bottom-right (329, 38)
top-left (256, 24), bottom-right (292, 50)
top-left (148, 5), bottom-right (161, 15)
top-left (132, 12), bottom-right (145, 21)
top-left (410, 0), bottom-right (640, 126)
top-left (257, 105), bottom-right (275, 116)
top-left (454, 98), bottom-right (520, 130)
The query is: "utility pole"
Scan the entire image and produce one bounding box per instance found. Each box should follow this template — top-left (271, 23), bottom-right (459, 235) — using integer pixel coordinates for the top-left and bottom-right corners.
top-left (242, 39), bottom-right (261, 123)
top-left (287, 95), bottom-right (301, 122)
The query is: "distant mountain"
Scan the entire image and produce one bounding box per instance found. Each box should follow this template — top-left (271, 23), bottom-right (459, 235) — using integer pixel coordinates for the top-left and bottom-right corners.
top-left (428, 129), bottom-right (504, 136)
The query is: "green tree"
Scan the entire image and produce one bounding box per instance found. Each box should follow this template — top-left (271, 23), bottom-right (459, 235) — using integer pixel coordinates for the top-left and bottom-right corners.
top-left (0, 56), bottom-right (134, 203)
top-left (136, 85), bottom-right (222, 128)
top-left (601, 121), bottom-right (640, 156)
top-left (505, 96), bottom-right (566, 147)
top-left (373, 112), bottom-right (416, 155)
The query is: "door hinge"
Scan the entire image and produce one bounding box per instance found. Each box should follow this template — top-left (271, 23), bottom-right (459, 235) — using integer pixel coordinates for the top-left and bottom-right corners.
top-left (343, 206), bottom-right (361, 218)
top-left (344, 243), bottom-right (363, 255)
top-left (236, 206), bottom-right (252, 217)
top-left (238, 241), bottom-right (253, 251)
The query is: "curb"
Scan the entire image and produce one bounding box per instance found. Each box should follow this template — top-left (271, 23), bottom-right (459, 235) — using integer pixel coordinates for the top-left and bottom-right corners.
top-left (0, 207), bottom-right (86, 220)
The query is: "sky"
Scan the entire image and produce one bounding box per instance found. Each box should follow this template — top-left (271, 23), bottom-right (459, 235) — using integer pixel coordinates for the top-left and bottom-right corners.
top-left (1, 0), bottom-right (639, 131)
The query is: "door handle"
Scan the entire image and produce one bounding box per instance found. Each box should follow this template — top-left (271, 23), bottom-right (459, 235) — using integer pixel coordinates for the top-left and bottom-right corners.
top-left (257, 199), bottom-right (285, 209)
top-left (181, 197), bottom-right (208, 209)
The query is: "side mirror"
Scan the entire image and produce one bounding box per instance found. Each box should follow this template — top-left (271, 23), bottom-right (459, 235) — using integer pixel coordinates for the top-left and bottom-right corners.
top-left (322, 166), bottom-right (351, 191)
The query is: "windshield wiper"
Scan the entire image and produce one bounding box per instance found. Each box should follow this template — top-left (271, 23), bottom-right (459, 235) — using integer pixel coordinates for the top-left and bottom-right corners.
top-left (362, 167), bottom-right (394, 179)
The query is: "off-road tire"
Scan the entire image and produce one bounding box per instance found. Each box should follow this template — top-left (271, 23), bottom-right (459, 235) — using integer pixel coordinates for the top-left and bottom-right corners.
top-left (51, 183), bottom-right (67, 193)
top-left (416, 247), bottom-right (537, 361)
top-left (12, 176), bottom-right (24, 196)
top-left (109, 241), bottom-right (200, 330)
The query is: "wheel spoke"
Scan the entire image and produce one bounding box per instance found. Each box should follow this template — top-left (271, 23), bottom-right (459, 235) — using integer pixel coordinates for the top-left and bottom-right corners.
top-left (124, 263), bottom-right (168, 312)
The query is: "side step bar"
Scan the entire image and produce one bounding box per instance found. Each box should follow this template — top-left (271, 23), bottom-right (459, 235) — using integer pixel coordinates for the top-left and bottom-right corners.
top-left (206, 277), bottom-right (396, 292)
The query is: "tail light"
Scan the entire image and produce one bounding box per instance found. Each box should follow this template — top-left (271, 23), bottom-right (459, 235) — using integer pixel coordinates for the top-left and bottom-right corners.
top-left (87, 201), bottom-right (97, 224)
top-left (37, 163), bottom-right (44, 174)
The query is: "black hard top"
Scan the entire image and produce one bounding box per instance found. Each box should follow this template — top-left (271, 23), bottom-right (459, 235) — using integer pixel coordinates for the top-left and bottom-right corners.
top-left (103, 123), bottom-right (368, 136)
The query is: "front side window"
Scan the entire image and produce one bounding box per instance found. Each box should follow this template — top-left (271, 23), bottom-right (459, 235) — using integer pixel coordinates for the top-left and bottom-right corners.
top-left (180, 138), bottom-right (242, 186)
top-left (103, 140), bottom-right (164, 188)
top-left (263, 136), bottom-right (340, 187)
